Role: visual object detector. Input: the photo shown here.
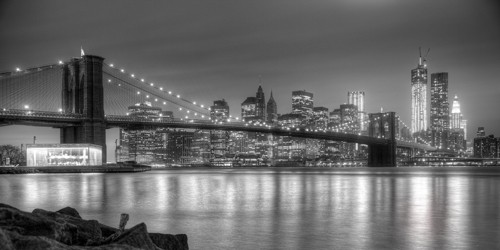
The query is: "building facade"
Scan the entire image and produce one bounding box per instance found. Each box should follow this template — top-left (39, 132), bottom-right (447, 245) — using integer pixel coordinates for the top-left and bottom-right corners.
top-left (430, 72), bottom-right (450, 149)
top-left (347, 91), bottom-right (366, 131)
top-left (292, 90), bottom-right (313, 119)
top-left (267, 91), bottom-right (278, 124)
top-left (411, 53), bottom-right (428, 134)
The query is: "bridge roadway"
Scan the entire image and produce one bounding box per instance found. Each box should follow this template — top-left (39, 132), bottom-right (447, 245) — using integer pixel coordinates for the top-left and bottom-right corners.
top-left (0, 110), bottom-right (435, 151)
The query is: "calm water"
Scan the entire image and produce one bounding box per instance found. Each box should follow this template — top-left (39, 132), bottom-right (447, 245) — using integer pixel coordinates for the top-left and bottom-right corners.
top-left (1, 167), bottom-right (500, 249)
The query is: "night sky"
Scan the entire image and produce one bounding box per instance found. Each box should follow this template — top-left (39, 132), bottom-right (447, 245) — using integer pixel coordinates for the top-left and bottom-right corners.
top-left (1, 0), bottom-right (499, 161)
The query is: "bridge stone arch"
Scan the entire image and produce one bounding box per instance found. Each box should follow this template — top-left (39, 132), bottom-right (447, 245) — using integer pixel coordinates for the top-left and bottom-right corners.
top-left (367, 112), bottom-right (397, 167)
top-left (60, 55), bottom-right (107, 162)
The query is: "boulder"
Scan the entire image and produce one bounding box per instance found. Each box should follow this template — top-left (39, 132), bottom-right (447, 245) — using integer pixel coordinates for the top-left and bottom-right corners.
top-left (111, 223), bottom-right (161, 250)
top-left (57, 207), bottom-right (82, 219)
top-left (0, 206), bottom-right (76, 245)
top-left (149, 233), bottom-right (189, 250)
top-left (32, 208), bottom-right (102, 245)
top-left (0, 228), bottom-right (15, 250)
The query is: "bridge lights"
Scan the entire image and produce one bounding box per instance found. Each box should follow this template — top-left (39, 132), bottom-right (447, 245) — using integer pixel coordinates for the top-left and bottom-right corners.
top-left (108, 79), bottom-right (111, 83)
top-left (58, 108), bottom-right (62, 112)
top-left (126, 112), bottom-right (129, 116)
top-left (120, 69), bottom-right (125, 73)
top-left (163, 102), bottom-right (166, 105)
top-left (193, 101), bottom-right (196, 105)
top-left (168, 91), bottom-right (172, 95)
top-left (201, 115), bottom-right (205, 118)
top-left (176, 95), bottom-right (180, 98)
top-left (15, 67), bottom-right (21, 72)
top-left (131, 74), bottom-right (135, 78)
top-left (159, 87), bottom-right (163, 91)
top-left (137, 91), bottom-right (140, 95)
top-left (201, 105), bottom-right (204, 108)
top-left (24, 105), bottom-right (29, 109)
top-left (109, 64), bottom-right (114, 67)
top-left (146, 95), bottom-right (149, 98)
top-left (58, 60), bottom-right (63, 65)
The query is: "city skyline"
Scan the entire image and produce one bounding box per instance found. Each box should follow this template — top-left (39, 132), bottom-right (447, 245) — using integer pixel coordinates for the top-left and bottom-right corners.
top-left (1, 0), bottom-right (499, 154)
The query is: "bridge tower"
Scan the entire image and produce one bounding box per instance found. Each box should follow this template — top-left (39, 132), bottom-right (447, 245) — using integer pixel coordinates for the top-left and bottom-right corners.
top-left (367, 112), bottom-right (397, 167)
top-left (60, 55), bottom-right (107, 162)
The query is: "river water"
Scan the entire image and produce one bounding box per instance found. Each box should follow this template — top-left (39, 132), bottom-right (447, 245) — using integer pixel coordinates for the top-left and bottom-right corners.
top-left (1, 167), bottom-right (499, 249)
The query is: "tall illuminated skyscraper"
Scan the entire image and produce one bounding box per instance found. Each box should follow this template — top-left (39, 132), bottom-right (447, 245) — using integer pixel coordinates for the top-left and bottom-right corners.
top-left (347, 91), bottom-right (366, 131)
top-left (450, 95), bottom-right (462, 129)
top-left (411, 50), bottom-right (428, 134)
top-left (430, 72), bottom-right (449, 148)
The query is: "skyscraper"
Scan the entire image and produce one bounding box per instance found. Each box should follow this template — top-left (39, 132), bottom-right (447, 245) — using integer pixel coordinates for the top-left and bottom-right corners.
top-left (256, 85), bottom-right (266, 121)
top-left (119, 102), bottom-right (167, 165)
top-left (450, 95), bottom-right (462, 129)
top-left (241, 97), bottom-right (257, 122)
top-left (347, 91), bottom-right (366, 131)
top-left (210, 99), bottom-right (230, 121)
top-left (430, 72), bottom-right (449, 148)
top-left (267, 91), bottom-right (278, 124)
top-left (210, 99), bottom-right (230, 160)
top-left (411, 50), bottom-right (428, 134)
top-left (292, 90), bottom-right (313, 119)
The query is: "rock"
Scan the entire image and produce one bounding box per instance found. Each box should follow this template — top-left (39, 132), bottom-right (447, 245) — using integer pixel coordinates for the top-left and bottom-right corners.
top-left (149, 233), bottom-right (189, 250)
top-left (0, 206), bottom-right (76, 245)
top-left (0, 228), bottom-right (15, 250)
top-left (57, 207), bottom-right (82, 219)
top-left (111, 223), bottom-right (160, 250)
top-left (32, 208), bottom-right (102, 245)
top-left (99, 223), bottom-right (119, 238)
top-left (0, 204), bottom-right (20, 211)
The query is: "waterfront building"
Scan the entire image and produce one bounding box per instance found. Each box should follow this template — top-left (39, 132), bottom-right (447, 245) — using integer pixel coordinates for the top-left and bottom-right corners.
top-left (191, 130), bottom-right (211, 164)
top-left (449, 129), bottom-right (466, 153)
top-left (210, 99), bottom-right (230, 161)
top-left (292, 90), bottom-right (313, 119)
top-left (256, 85), bottom-right (266, 122)
top-left (411, 51), bottom-right (428, 134)
top-left (430, 72), bottom-right (450, 149)
top-left (166, 130), bottom-right (194, 165)
top-left (241, 97), bottom-right (258, 122)
top-left (474, 133), bottom-right (500, 158)
top-left (312, 106), bottom-right (329, 130)
top-left (119, 102), bottom-right (168, 165)
top-left (347, 91), bottom-right (366, 131)
top-left (267, 91), bottom-right (278, 124)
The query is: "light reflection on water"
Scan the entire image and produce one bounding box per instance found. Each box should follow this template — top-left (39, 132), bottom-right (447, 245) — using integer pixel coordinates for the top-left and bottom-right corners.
top-left (1, 168), bottom-right (500, 250)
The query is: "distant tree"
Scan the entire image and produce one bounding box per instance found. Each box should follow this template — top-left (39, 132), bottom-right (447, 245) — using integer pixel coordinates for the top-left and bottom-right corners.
top-left (0, 145), bottom-right (25, 166)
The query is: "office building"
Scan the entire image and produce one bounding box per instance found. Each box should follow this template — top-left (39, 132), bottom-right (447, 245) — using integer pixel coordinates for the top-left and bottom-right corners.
top-left (292, 90), bottom-right (313, 119)
top-left (430, 72), bottom-right (450, 149)
top-left (347, 91), bottom-right (366, 131)
top-left (411, 51), bottom-right (428, 134)
top-left (267, 91), bottom-right (278, 124)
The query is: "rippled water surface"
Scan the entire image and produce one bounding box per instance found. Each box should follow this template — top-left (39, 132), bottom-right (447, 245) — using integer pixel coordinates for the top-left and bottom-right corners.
top-left (1, 167), bottom-right (500, 249)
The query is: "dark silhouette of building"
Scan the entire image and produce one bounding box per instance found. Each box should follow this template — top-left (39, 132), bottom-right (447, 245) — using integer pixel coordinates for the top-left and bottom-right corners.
top-left (241, 97), bottom-right (257, 122)
top-left (474, 134), bottom-right (499, 158)
top-left (267, 91), bottom-right (277, 124)
top-left (256, 85), bottom-right (266, 121)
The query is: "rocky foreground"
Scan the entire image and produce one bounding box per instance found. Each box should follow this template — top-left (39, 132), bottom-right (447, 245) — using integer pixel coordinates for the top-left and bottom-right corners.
top-left (0, 204), bottom-right (188, 250)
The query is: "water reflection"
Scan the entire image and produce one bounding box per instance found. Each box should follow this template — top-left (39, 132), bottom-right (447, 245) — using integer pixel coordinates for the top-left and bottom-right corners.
top-left (1, 168), bottom-right (499, 249)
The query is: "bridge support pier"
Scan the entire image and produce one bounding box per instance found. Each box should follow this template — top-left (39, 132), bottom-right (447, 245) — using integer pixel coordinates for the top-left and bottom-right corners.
top-left (368, 143), bottom-right (396, 167)
top-left (61, 55), bottom-right (107, 163)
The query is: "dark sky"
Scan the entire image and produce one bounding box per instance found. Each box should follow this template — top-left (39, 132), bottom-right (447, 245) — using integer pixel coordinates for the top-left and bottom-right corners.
top-left (1, 0), bottom-right (499, 159)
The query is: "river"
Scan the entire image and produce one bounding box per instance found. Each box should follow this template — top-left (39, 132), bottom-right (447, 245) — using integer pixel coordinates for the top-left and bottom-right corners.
top-left (1, 167), bottom-right (499, 249)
